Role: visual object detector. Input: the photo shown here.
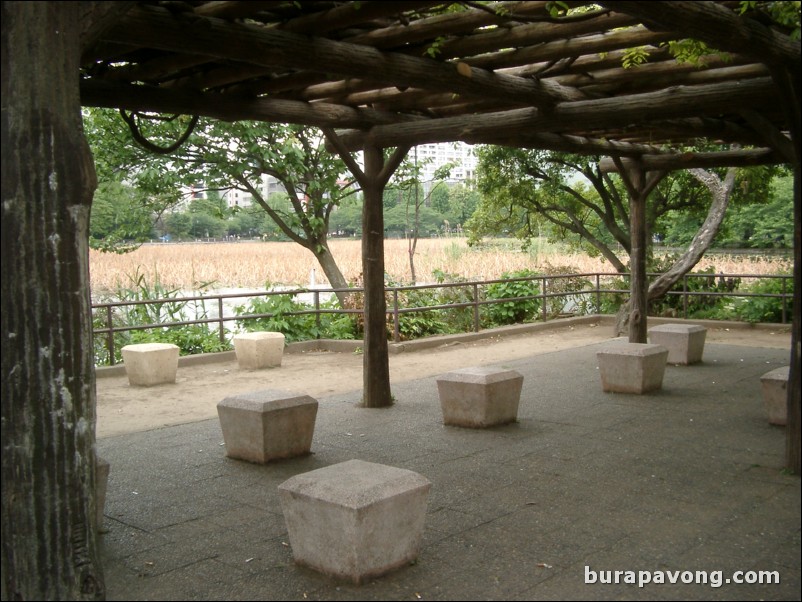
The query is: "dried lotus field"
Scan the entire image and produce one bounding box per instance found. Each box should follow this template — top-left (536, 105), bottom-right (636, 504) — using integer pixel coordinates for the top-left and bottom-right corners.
top-left (88, 237), bottom-right (792, 297)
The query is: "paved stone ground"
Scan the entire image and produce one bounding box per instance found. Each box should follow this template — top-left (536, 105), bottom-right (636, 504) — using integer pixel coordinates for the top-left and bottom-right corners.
top-left (97, 339), bottom-right (800, 601)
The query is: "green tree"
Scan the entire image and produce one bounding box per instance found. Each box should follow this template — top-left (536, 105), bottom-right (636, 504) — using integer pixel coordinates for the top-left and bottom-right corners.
top-left (720, 173), bottom-right (794, 248)
top-left (444, 183), bottom-right (480, 231)
top-left (226, 206), bottom-right (264, 238)
top-left (163, 211), bottom-right (191, 240)
top-left (328, 195), bottom-right (363, 237)
top-left (85, 110), bottom-right (358, 304)
top-left (469, 145), bottom-right (776, 335)
top-left (471, 146), bottom-right (773, 265)
top-left (429, 183), bottom-right (451, 214)
top-left (89, 180), bottom-right (156, 251)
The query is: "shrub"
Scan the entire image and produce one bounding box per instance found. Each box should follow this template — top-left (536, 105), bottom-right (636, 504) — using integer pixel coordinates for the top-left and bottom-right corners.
top-left (483, 269), bottom-right (540, 326)
top-left (540, 265), bottom-right (594, 318)
top-left (431, 269), bottom-right (477, 333)
top-left (734, 274), bottom-right (793, 323)
top-left (92, 268), bottom-right (229, 365)
top-left (386, 277), bottom-right (450, 341)
top-left (234, 292), bottom-right (358, 343)
top-left (648, 267), bottom-right (741, 319)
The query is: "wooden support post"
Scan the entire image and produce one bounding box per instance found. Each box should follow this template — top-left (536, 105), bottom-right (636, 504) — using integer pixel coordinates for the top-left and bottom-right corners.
top-left (324, 130), bottom-right (409, 408)
top-left (613, 157), bottom-right (667, 344)
top-left (361, 145), bottom-right (393, 407)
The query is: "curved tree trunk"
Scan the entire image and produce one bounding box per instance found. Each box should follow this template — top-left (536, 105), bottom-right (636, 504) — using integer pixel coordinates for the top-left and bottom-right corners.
top-left (311, 240), bottom-right (352, 307)
top-left (2, 3), bottom-right (105, 599)
top-left (614, 166), bottom-right (737, 337)
top-left (244, 181), bottom-right (352, 307)
top-left (648, 167), bottom-right (737, 298)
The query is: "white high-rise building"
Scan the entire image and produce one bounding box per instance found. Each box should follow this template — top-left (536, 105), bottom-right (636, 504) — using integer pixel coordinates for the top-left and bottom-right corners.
top-left (218, 142), bottom-right (477, 208)
top-left (222, 174), bottom-right (286, 209)
top-left (412, 142), bottom-right (478, 195)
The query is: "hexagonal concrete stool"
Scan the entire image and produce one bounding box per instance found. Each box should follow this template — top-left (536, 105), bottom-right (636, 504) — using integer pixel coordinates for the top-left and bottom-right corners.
top-left (648, 323), bottom-right (707, 365)
top-left (597, 343), bottom-right (668, 394)
top-left (217, 389), bottom-right (318, 464)
top-left (760, 366), bottom-right (789, 426)
top-left (120, 343), bottom-right (179, 386)
top-left (435, 366), bottom-right (524, 428)
top-left (233, 331), bottom-right (285, 369)
top-left (278, 459), bottom-right (431, 584)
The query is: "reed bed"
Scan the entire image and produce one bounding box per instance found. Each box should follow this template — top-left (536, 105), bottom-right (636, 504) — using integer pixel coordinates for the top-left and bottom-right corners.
top-left (89, 237), bottom-right (792, 297)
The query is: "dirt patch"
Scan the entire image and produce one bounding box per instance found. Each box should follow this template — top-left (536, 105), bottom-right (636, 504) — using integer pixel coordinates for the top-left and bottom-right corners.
top-left (96, 319), bottom-right (791, 439)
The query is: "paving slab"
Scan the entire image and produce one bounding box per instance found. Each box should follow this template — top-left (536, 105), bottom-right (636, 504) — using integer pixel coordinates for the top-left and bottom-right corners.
top-left (97, 341), bottom-right (800, 601)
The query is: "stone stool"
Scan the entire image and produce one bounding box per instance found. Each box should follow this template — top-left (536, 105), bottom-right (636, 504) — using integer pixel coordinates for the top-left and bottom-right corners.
top-left (435, 366), bottom-right (524, 428)
top-left (597, 343), bottom-right (668, 394)
top-left (278, 459), bottom-right (431, 584)
top-left (648, 323), bottom-right (707, 365)
top-left (217, 389), bottom-right (318, 464)
top-left (760, 366), bottom-right (790, 426)
top-left (120, 343), bottom-right (179, 386)
top-left (233, 331), bottom-right (285, 369)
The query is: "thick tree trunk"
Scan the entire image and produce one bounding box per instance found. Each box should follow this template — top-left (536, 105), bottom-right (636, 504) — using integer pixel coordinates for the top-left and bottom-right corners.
top-left (311, 240), bottom-right (351, 307)
top-left (360, 146), bottom-right (393, 407)
top-left (629, 186), bottom-right (649, 343)
top-left (613, 158), bottom-right (666, 342)
top-left (1, 3), bottom-right (105, 600)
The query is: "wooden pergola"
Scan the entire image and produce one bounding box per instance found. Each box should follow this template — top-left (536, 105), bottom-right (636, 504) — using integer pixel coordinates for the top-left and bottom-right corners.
top-left (2, 2), bottom-right (799, 598)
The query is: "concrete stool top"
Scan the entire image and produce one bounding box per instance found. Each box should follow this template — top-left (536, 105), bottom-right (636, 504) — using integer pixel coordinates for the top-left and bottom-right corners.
top-left (761, 366), bottom-right (790, 382)
top-left (437, 365), bottom-right (522, 384)
top-left (121, 342), bottom-right (179, 352)
top-left (648, 323), bottom-right (707, 335)
top-left (233, 331), bottom-right (285, 342)
top-left (280, 459), bottom-right (430, 508)
top-left (218, 389), bottom-right (315, 412)
top-left (597, 342), bottom-right (668, 357)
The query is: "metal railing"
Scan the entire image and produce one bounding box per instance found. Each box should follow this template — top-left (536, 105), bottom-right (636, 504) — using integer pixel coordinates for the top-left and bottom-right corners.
top-left (92, 271), bottom-right (793, 365)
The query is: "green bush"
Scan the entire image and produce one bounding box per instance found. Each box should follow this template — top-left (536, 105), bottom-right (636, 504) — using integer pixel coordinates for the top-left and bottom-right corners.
top-left (648, 268), bottom-right (741, 320)
top-left (431, 269), bottom-right (476, 333)
top-left (234, 293), bottom-right (358, 343)
top-left (734, 274), bottom-right (793, 323)
top-left (386, 278), bottom-right (450, 340)
top-left (540, 265), bottom-right (593, 318)
top-left (129, 325), bottom-right (229, 355)
top-left (483, 269), bottom-right (541, 326)
top-left (92, 269), bottom-right (229, 366)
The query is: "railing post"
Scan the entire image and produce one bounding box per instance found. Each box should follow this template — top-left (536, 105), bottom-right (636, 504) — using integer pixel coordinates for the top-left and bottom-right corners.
top-left (595, 274), bottom-right (601, 315)
top-left (473, 283), bottom-right (480, 332)
top-left (314, 291), bottom-right (321, 338)
top-left (393, 289), bottom-right (400, 343)
top-left (683, 275), bottom-right (689, 319)
top-left (105, 306), bottom-right (115, 366)
top-left (541, 276), bottom-right (547, 322)
top-left (782, 276), bottom-right (788, 324)
top-left (218, 297), bottom-right (226, 345)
